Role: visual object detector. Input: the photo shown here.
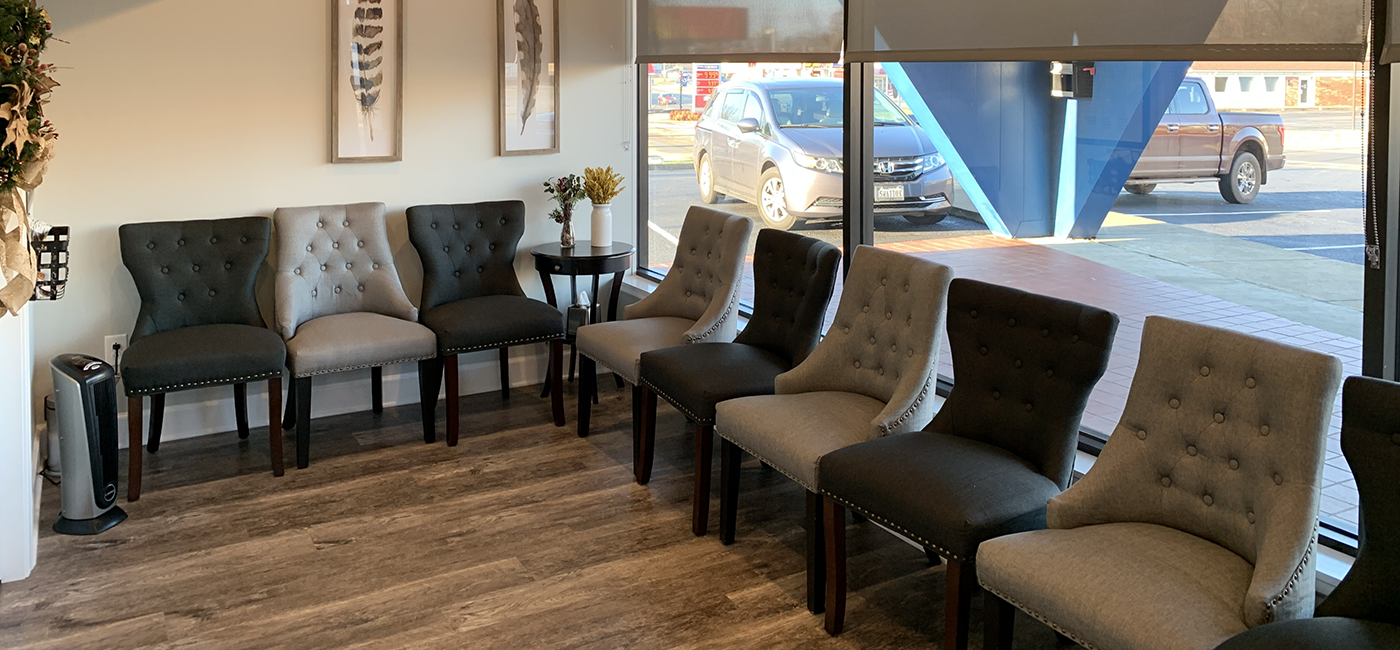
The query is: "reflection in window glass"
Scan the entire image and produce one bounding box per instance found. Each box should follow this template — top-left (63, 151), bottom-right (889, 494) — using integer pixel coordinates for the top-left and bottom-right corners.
top-left (871, 61), bottom-right (1365, 533)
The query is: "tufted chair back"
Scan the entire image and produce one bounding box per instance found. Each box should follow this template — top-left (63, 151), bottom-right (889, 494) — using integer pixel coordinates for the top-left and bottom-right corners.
top-left (1315, 376), bottom-right (1400, 625)
top-left (624, 206), bottom-right (752, 342)
top-left (272, 202), bottom-right (418, 340)
top-left (119, 217), bottom-right (271, 342)
top-left (405, 201), bottom-right (527, 312)
top-left (929, 279), bottom-right (1118, 489)
top-left (1048, 316), bottom-right (1342, 625)
top-left (734, 230), bottom-right (840, 367)
top-left (776, 245), bottom-right (953, 437)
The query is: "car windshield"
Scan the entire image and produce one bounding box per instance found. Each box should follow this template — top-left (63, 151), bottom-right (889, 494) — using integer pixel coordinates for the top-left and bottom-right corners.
top-left (765, 87), bottom-right (910, 128)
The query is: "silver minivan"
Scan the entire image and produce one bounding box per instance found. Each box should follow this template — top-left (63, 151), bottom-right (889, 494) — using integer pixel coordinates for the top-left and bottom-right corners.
top-left (693, 79), bottom-right (955, 230)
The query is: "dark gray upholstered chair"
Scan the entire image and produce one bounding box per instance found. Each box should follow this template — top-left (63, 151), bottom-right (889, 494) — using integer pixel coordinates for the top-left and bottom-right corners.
top-left (406, 201), bottom-right (566, 445)
top-left (273, 203), bottom-right (437, 468)
top-left (978, 316), bottom-right (1343, 650)
top-left (1214, 376), bottom-right (1400, 650)
top-left (817, 278), bottom-right (1119, 649)
top-left (575, 206), bottom-right (752, 440)
top-left (714, 245), bottom-right (954, 614)
top-left (118, 217), bottom-right (287, 501)
top-left (637, 229), bottom-right (840, 536)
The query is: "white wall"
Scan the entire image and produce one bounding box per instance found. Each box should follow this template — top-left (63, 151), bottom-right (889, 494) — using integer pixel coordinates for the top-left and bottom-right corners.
top-left (33, 0), bottom-right (636, 445)
top-left (0, 307), bottom-right (36, 582)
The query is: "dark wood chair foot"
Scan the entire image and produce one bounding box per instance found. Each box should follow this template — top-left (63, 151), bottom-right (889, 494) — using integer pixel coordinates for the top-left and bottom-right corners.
top-left (418, 358), bottom-right (442, 444)
top-left (984, 590), bottom-right (1016, 650)
top-left (234, 383), bottom-right (250, 439)
top-left (824, 497), bottom-right (847, 634)
top-left (630, 384), bottom-right (643, 470)
top-left (636, 385), bottom-right (657, 484)
top-left (445, 354), bottom-right (460, 447)
top-left (282, 375), bottom-right (297, 430)
top-left (127, 396), bottom-right (143, 501)
top-left (577, 355), bottom-right (595, 437)
top-left (718, 438), bottom-right (741, 545)
top-left (371, 366), bottom-right (383, 414)
top-left (945, 558), bottom-right (976, 650)
top-left (498, 346), bottom-right (511, 400)
top-left (926, 547), bottom-right (943, 566)
top-left (549, 340), bottom-right (565, 426)
top-left (806, 490), bottom-right (826, 615)
top-left (267, 377), bottom-right (284, 477)
top-left (692, 424), bottom-right (714, 536)
top-left (145, 393), bottom-right (166, 453)
top-left (295, 377), bottom-right (312, 469)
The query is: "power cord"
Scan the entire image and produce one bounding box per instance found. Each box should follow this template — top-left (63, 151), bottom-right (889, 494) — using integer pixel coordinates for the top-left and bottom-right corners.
top-left (110, 341), bottom-right (122, 377)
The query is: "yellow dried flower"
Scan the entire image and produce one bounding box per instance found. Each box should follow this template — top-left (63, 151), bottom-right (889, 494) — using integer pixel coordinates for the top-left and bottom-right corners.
top-left (583, 166), bottom-right (625, 205)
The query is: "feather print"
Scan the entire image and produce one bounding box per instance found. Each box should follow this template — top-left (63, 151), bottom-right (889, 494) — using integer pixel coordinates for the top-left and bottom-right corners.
top-left (349, 0), bottom-right (387, 140)
top-left (514, 0), bottom-right (542, 135)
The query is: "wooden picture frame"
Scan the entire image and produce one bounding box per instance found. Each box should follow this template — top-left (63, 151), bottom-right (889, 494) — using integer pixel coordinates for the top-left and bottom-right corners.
top-left (331, 0), bottom-right (404, 163)
top-left (499, 0), bottom-right (560, 156)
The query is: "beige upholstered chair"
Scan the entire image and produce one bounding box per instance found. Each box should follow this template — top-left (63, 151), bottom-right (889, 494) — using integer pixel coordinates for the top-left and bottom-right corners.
top-left (273, 202), bottom-right (438, 468)
top-left (574, 206), bottom-right (752, 438)
top-left (713, 244), bottom-right (954, 614)
top-left (978, 316), bottom-right (1343, 650)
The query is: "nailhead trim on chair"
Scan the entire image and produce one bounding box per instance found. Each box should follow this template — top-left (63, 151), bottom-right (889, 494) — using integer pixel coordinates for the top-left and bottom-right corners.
top-left (819, 490), bottom-right (970, 563)
top-left (126, 370), bottom-right (283, 396)
top-left (441, 332), bottom-right (564, 356)
top-left (880, 375), bottom-right (933, 434)
top-left (1264, 526), bottom-right (1317, 622)
top-left (687, 297), bottom-right (736, 343)
top-left (639, 376), bottom-right (713, 426)
top-left (292, 354), bottom-right (437, 379)
top-left (980, 582), bottom-right (1102, 650)
top-left (715, 429), bottom-right (817, 493)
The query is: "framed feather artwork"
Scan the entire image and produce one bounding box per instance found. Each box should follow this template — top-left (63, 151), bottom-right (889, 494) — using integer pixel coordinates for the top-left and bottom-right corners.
top-left (331, 0), bottom-right (403, 163)
top-left (499, 0), bottom-right (559, 156)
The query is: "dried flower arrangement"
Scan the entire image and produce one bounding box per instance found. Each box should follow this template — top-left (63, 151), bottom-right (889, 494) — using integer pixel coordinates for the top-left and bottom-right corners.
top-left (0, 0), bottom-right (57, 316)
top-left (543, 174), bottom-right (586, 224)
top-left (583, 166), bottom-right (624, 205)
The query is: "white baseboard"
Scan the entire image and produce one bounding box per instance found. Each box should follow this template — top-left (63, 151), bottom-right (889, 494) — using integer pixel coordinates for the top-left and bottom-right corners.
top-left (117, 345), bottom-right (565, 449)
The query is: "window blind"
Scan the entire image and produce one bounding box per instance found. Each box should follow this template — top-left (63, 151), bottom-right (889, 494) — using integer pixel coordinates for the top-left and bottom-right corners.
top-left (637, 0), bottom-right (843, 63)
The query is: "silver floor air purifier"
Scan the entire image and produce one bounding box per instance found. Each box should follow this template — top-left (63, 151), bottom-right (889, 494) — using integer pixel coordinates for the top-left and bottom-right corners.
top-left (51, 354), bottom-right (127, 535)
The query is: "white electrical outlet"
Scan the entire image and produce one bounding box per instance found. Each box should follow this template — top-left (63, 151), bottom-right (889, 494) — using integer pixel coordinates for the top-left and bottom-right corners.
top-left (103, 334), bottom-right (127, 369)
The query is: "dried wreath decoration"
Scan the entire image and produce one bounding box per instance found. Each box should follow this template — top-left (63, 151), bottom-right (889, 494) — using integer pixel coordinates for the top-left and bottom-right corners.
top-left (0, 0), bottom-right (57, 317)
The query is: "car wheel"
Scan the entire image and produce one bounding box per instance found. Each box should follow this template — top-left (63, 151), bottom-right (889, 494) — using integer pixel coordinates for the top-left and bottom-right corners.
top-left (758, 167), bottom-right (796, 231)
top-left (697, 153), bottom-right (722, 205)
top-left (1220, 151), bottom-right (1261, 204)
top-left (903, 211), bottom-right (948, 226)
top-left (1125, 183), bottom-right (1156, 195)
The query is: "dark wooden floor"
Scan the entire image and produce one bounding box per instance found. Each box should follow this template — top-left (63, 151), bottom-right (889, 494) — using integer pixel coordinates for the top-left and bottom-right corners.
top-left (1, 380), bottom-right (1067, 650)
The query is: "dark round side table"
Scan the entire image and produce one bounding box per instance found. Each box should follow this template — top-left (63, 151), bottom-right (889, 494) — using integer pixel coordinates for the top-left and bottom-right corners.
top-left (532, 240), bottom-right (635, 394)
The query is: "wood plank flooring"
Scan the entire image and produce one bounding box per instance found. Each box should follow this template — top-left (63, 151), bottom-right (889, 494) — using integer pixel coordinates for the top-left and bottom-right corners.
top-left (1, 381), bottom-right (1066, 649)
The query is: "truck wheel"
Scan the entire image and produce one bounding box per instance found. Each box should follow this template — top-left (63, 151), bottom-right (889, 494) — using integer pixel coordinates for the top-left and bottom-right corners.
top-left (1220, 151), bottom-right (1261, 204)
top-left (757, 167), bottom-right (796, 231)
top-left (697, 153), bottom-right (722, 205)
top-left (1125, 184), bottom-right (1156, 195)
top-left (903, 211), bottom-right (948, 226)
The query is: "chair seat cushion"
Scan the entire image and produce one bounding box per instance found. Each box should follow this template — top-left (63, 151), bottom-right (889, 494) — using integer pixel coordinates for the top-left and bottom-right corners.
top-left (715, 391), bottom-right (886, 492)
top-left (819, 432), bottom-right (1061, 561)
top-left (576, 316), bottom-right (694, 385)
top-left (978, 522), bottom-right (1254, 650)
top-left (120, 324), bottom-right (286, 396)
top-left (639, 343), bottom-right (792, 425)
top-left (1214, 617), bottom-right (1400, 650)
top-left (421, 295), bottom-right (564, 355)
top-left (287, 312), bottom-right (436, 378)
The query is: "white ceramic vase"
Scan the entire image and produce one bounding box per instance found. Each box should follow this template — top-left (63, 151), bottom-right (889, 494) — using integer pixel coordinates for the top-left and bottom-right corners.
top-left (590, 203), bottom-right (612, 248)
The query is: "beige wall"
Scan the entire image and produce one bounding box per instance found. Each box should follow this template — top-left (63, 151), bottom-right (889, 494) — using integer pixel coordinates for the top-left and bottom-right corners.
top-left (33, 0), bottom-right (635, 439)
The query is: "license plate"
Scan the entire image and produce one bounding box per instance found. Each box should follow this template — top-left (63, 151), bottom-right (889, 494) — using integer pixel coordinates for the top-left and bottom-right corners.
top-left (876, 184), bottom-right (905, 202)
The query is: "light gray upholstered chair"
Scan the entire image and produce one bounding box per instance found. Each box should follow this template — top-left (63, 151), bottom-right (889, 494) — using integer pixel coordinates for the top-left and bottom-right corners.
top-left (978, 316), bottom-right (1343, 650)
top-left (574, 206), bottom-right (752, 439)
top-left (273, 202), bottom-right (438, 468)
top-left (713, 244), bottom-right (953, 614)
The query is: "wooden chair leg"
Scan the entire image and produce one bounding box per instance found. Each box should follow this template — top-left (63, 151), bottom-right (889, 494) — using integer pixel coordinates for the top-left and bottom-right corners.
top-left (127, 396), bottom-right (143, 501)
top-left (144, 394), bottom-right (166, 453)
top-left (927, 547), bottom-right (943, 566)
top-left (984, 590), bottom-right (1016, 650)
top-left (295, 377), bottom-right (312, 469)
top-left (692, 424), bottom-right (714, 536)
top-left (282, 376), bottom-right (297, 430)
top-left (498, 346), bottom-right (511, 400)
top-left (718, 438), bottom-right (741, 545)
top-left (945, 558), bottom-right (976, 650)
top-left (631, 384), bottom-right (642, 469)
top-left (445, 354), bottom-right (460, 447)
top-left (234, 383), bottom-right (250, 439)
top-left (267, 377), bottom-right (284, 477)
top-left (549, 340), bottom-right (564, 426)
top-left (371, 366), bottom-right (383, 414)
top-left (418, 358), bottom-right (442, 444)
top-left (636, 385), bottom-right (658, 485)
top-left (825, 497), bottom-right (847, 635)
top-left (577, 355), bottom-right (595, 437)
top-left (806, 490), bottom-right (827, 615)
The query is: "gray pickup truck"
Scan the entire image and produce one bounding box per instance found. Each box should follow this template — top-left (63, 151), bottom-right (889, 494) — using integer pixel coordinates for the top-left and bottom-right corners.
top-left (1126, 76), bottom-right (1286, 204)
